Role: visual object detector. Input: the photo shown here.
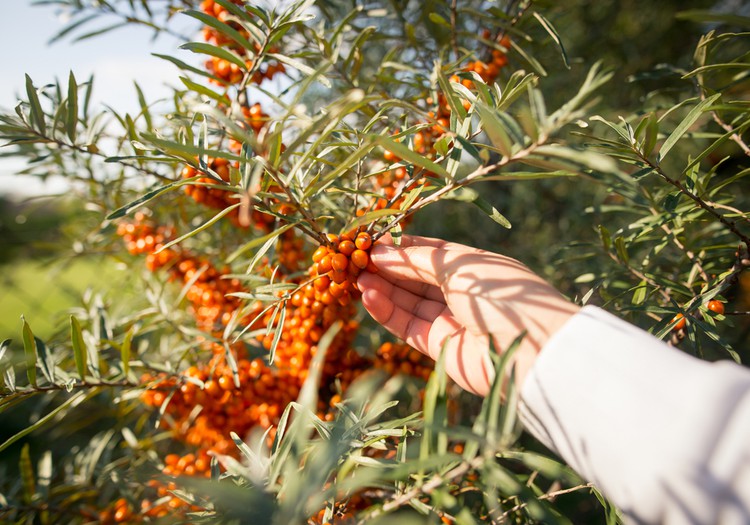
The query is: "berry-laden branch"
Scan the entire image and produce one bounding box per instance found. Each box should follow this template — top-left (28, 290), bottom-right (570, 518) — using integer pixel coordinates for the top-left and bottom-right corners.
top-left (374, 131), bottom-right (551, 241)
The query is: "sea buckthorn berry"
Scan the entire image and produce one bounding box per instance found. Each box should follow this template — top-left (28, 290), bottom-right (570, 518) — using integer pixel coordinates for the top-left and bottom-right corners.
top-left (326, 233), bottom-right (339, 245)
top-left (351, 249), bottom-right (369, 269)
top-left (330, 270), bottom-right (347, 284)
top-left (338, 239), bottom-right (356, 256)
top-left (329, 281), bottom-right (346, 298)
top-left (332, 253), bottom-right (349, 271)
top-left (318, 255), bottom-right (333, 273)
top-left (312, 246), bottom-right (328, 263)
top-left (355, 232), bottom-right (372, 251)
top-left (707, 300), bottom-right (725, 315)
top-left (314, 275), bottom-right (331, 291)
top-left (672, 313), bottom-right (687, 331)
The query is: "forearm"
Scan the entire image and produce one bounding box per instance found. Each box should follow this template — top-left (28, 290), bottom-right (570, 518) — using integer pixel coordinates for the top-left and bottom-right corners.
top-left (519, 306), bottom-right (750, 524)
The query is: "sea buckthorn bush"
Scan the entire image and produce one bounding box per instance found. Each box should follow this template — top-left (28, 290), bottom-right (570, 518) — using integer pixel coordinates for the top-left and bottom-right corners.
top-left (1, 1), bottom-right (748, 524)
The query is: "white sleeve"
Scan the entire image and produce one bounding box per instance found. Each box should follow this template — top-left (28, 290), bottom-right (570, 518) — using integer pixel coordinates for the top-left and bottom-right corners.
top-left (519, 305), bottom-right (750, 525)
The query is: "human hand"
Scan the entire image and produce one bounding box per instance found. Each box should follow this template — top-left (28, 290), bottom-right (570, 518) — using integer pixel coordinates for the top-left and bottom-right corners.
top-left (357, 234), bottom-right (580, 395)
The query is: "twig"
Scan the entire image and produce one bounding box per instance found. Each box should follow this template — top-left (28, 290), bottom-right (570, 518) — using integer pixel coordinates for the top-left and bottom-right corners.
top-left (374, 132), bottom-right (550, 241)
top-left (639, 154), bottom-right (750, 249)
top-left (495, 483), bottom-right (594, 522)
top-left (0, 379), bottom-right (136, 401)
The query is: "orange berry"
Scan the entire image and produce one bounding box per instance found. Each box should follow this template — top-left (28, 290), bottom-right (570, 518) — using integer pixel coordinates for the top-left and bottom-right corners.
top-left (318, 255), bottom-right (333, 274)
top-left (338, 239), bottom-right (356, 256)
top-left (329, 281), bottom-right (346, 298)
top-left (332, 253), bottom-right (349, 271)
top-left (672, 313), bottom-right (687, 331)
top-left (330, 269), bottom-right (347, 284)
top-left (314, 275), bottom-right (331, 291)
top-left (707, 300), bottom-right (725, 315)
top-left (355, 232), bottom-right (372, 250)
top-left (312, 245), bottom-right (328, 262)
top-left (351, 249), bottom-right (369, 269)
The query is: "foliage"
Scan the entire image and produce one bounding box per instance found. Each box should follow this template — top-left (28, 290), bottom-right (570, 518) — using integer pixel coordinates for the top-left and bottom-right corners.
top-left (0, 0), bottom-right (748, 523)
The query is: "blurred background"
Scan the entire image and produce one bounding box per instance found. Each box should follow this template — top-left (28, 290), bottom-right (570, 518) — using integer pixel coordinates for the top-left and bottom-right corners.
top-left (0, 2), bottom-right (186, 338)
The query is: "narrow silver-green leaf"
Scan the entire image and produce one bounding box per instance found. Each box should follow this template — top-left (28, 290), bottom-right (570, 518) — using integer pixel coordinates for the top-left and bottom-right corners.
top-left (25, 75), bottom-right (45, 133)
top-left (70, 316), bottom-right (87, 381)
top-left (533, 12), bottom-right (570, 69)
top-left (658, 93), bottom-right (721, 162)
top-left (21, 316), bottom-right (37, 387)
top-left (66, 71), bottom-right (78, 141)
top-left (121, 328), bottom-right (133, 377)
top-left (106, 177), bottom-right (199, 220)
top-left (180, 42), bottom-right (247, 70)
top-left (373, 135), bottom-right (447, 177)
top-left (475, 102), bottom-right (514, 157)
top-left (20, 444), bottom-right (35, 505)
top-left (156, 203), bottom-right (241, 254)
top-left (0, 392), bottom-right (86, 454)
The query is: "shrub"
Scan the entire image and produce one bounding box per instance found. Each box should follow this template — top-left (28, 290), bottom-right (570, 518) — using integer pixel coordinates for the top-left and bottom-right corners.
top-left (0, 1), bottom-right (748, 523)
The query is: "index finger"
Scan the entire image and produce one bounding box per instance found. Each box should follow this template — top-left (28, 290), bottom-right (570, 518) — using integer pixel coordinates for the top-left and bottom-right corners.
top-left (369, 234), bottom-right (478, 288)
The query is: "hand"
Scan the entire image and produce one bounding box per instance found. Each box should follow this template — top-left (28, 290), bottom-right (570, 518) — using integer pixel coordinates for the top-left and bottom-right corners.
top-left (357, 234), bottom-right (580, 395)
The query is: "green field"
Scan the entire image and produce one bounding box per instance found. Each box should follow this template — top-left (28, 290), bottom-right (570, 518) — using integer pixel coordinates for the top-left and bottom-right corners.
top-left (0, 257), bottom-right (125, 341)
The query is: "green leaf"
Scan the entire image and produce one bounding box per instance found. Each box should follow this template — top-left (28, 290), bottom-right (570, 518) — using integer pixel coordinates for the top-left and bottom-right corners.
top-left (121, 328), bottom-right (133, 378)
top-left (183, 9), bottom-right (256, 52)
top-left (428, 12), bottom-right (450, 27)
top-left (632, 281), bottom-right (648, 305)
top-left (643, 112), bottom-right (659, 158)
top-left (180, 42), bottom-right (247, 70)
top-left (35, 337), bottom-right (55, 384)
top-left (21, 316), bottom-right (37, 387)
top-left (66, 71), bottom-right (78, 142)
top-left (70, 315), bottom-right (87, 381)
top-left (533, 12), bottom-right (570, 69)
top-left (0, 392), bottom-right (86, 454)
top-left (445, 188), bottom-right (511, 229)
top-left (658, 93), bottom-right (721, 162)
top-left (475, 102), bottom-right (514, 156)
top-left (614, 236), bottom-right (629, 264)
top-left (133, 81), bottom-right (153, 130)
top-left (226, 222), bottom-right (297, 263)
top-left (373, 135), bottom-right (447, 178)
top-left (106, 177), bottom-right (199, 220)
top-left (25, 75), bottom-right (45, 134)
top-left (676, 10), bottom-right (750, 28)
top-left (268, 53), bottom-right (331, 88)
top-left (20, 444), bottom-right (35, 505)
top-left (268, 304), bottom-right (286, 365)
top-left (156, 203), bottom-right (241, 254)
top-left (436, 66), bottom-right (467, 120)
top-left (179, 77), bottom-right (232, 106)
top-left (153, 53), bottom-right (222, 82)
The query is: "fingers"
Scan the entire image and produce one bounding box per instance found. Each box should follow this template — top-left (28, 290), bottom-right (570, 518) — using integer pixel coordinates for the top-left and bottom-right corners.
top-left (369, 233), bottom-right (497, 289)
top-left (368, 242), bottom-right (446, 288)
top-left (359, 273), bottom-right (453, 352)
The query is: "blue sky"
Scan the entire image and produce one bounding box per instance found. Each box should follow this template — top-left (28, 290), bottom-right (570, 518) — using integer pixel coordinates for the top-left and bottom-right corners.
top-left (0, 3), bottom-right (195, 196)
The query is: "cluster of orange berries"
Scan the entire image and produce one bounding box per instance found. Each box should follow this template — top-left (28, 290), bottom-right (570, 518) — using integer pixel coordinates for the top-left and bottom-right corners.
top-left (369, 36), bottom-right (510, 215)
top-left (310, 231), bottom-right (375, 305)
top-left (671, 299), bottom-right (726, 332)
top-left (200, 0), bottom-right (285, 85)
top-left (374, 341), bottom-right (433, 382)
top-left (181, 156), bottom-right (276, 231)
top-left (455, 34), bottom-right (511, 88)
top-left (97, 498), bottom-right (139, 524)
